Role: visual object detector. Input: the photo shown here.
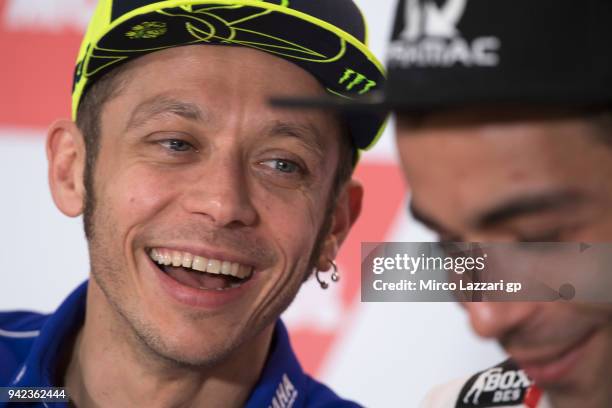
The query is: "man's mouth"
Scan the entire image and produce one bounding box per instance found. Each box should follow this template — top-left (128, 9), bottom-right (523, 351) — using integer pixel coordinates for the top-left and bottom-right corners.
top-left (148, 248), bottom-right (254, 291)
top-left (510, 330), bottom-right (596, 386)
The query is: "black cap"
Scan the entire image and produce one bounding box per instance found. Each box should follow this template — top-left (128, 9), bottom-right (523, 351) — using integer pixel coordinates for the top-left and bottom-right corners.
top-left (73, 0), bottom-right (386, 151)
top-left (273, 0), bottom-right (612, 112)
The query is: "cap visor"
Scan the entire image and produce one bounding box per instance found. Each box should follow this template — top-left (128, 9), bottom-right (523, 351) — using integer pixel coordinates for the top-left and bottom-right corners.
top-left (270, 91), bottom-right (391, 113)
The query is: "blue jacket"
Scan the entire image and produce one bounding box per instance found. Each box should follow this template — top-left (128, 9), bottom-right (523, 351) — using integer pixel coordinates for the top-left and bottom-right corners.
top-left (0, 281), bottom-right (360, 407)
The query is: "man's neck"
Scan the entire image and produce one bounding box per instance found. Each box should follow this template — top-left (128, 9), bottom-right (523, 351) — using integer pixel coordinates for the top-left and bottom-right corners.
top-left (64, 284), bottom-right (274, 408)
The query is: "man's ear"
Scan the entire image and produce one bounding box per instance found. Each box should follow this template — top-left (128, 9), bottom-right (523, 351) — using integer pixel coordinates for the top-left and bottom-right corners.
top-left (46, 119), bottom-right (86, 217)
top-left (316, 179), bottom-right (363, 271)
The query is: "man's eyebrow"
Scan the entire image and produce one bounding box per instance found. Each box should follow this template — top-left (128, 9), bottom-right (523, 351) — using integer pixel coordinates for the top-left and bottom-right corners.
top-left (476, 190), bottom-right (587, 228)
top-left (409, 200), bottom-right (447, 233)
top-left (267, 120), bottom-right (326, 157)
top-left (125, 97), bottom-right (206, 131)
top-left (408, 190), bottom-right (586, 234)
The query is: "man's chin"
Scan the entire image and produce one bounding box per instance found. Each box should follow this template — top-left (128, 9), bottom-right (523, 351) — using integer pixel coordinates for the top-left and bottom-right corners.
top-left (150, 345), bottom-right (234, 369)
top-left (132, 323), bottom-right (241, 369)
top-left (510, 328), bottom-right (607, 391)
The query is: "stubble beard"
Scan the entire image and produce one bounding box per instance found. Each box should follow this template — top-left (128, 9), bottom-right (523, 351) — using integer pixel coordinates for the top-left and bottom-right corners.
top-left (82, 179), bottom-right (335, 371)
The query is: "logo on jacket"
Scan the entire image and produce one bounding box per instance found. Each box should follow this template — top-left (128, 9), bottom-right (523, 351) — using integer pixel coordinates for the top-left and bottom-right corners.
top-left (457, 360), bottom-right (534, 407)
top-left (269, 374), bottom-right (298, 408)
top-left (388, 0), bottom-right (500, 68)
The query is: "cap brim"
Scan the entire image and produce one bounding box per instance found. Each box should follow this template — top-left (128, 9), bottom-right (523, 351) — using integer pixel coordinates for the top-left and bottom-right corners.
top-left (270, 91), bottom-right (391, 113)
top-left (271, 90), bottom-right (438, 115)
top-left (270, 91), bottom-right (391, 152)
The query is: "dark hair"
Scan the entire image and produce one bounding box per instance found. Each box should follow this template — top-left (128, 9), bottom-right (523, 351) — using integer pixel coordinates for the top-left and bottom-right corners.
top-left (589, 109), bottom-right (612, 145)
top-left (75, 63), bottom-right (355, 239)
top-left (397, 105), bottom-right (612, 135)
top-left (76, 64), bottom-right (130, 240)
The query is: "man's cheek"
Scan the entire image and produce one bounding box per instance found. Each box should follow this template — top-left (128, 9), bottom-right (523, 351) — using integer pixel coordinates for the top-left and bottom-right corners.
top-left (285, 220), bottom-right (321, 278)
top-left (110, 169), bottom-right (176, 221)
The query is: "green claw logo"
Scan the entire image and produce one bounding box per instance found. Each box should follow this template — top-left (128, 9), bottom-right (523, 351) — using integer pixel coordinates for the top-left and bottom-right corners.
top-left (125, 22), bottom-right (168, 39)
top-left (338, 68), bottom-right (377, 95)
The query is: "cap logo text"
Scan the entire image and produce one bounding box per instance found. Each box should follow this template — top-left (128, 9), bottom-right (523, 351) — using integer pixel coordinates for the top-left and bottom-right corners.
top-left (388, 0), bottom-right (501, 68)
top-left (401, 0), bottom-right (466, 40)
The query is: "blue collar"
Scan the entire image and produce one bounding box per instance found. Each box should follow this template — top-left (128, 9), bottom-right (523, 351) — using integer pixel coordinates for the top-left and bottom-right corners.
top-left (9, 281), bottom-right (318, 408)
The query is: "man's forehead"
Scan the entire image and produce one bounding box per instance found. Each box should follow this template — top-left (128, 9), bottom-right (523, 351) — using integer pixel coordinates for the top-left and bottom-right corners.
top-left (394, 109), bottom-right (607, 177)
top-left (120, 91), bottom-right (335, 153)
top-left (126, 96), bottom-right (206, 131)
top-left (119, 46), bottom-right (332, 112)
top-left (90, 45), bottom-right (346, 158)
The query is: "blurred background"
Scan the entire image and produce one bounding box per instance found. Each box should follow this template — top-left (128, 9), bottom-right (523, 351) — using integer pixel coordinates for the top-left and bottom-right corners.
top-left (0, 0), bottom-right (504, 406)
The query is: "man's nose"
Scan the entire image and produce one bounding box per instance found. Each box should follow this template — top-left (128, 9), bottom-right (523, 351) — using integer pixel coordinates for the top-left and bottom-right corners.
top-left (181, 155), bottom-right (257, 228)
top-left (463, 302), bottom-right (538, 340)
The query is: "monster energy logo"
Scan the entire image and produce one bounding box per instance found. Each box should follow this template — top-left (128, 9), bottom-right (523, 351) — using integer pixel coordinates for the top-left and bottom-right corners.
top-left (338, 68), bottom-right (377, 95)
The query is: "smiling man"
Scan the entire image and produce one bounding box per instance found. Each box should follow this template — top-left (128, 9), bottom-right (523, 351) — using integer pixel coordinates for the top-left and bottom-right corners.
top-left (275, 0), bottom-right (612, 407)
top-left (388, 1), bottom-right (612, 407)
top-left (0, 1), bottom-right (385, 407)
top-left (400, 110), bottom-right (612, 408)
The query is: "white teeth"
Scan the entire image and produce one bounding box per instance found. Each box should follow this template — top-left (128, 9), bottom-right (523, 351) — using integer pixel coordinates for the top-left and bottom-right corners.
top-left (182, 252), bottom-right (193, 269)
top-left (207, 259), bottom-right (221, 274)
top-left (239, 265), bottom-right (252, 279)
top-left (221, 261), bottom-right (232, 275)
top-left (192, 256), bottom-right (207, 272)
top-left (149, 249), bottom-right (253, 280)
top-left (171, 251), bottom-right (182, 267)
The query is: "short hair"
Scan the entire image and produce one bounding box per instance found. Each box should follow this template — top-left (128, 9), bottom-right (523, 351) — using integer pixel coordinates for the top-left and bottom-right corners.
top-left (396, 105), bottom-right (612, 140)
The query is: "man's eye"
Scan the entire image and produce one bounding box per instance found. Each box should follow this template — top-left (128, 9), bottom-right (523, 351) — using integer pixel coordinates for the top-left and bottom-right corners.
top-left (159, 139), bottom-right (195, 152)
top-left (518, 230), bottom-right (562, 242)
top-left (437, 234), bottom-right (462, 244)
top-left (261, 159), bottom-right (302, 174)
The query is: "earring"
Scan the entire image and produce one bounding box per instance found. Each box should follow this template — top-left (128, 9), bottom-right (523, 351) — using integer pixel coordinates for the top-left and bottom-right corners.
top-left (315, 269), bottom-right (329, 289)
top-left (330, 260), bottom-right (340, 282)
top-left (315, 260), bottom-right (340, 290)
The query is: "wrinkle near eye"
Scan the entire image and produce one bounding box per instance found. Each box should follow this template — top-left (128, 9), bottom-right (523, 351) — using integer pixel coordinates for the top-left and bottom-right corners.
top-left (125, 96), bottom-right (208, 133)
top-left (303, 190), bottom-right (320, 233)
top-left (266, 120), bottom-right (326, 162)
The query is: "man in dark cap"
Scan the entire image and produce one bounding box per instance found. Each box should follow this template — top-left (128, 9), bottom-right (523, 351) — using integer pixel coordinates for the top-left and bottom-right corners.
top-left (276, 0), bottom-right (612, 406)
top-left (0, 1), bottom-right (386, 407)
top-left (391, 1), bottom-right (612, 406)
